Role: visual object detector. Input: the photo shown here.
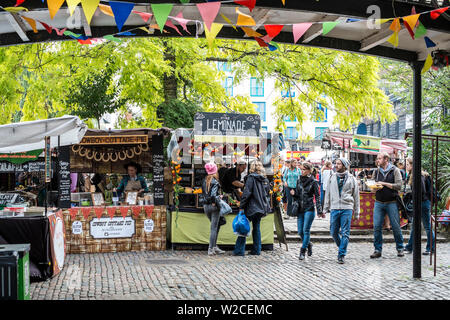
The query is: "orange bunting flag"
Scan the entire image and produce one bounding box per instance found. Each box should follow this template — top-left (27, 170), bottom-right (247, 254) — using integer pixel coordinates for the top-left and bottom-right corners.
top-left (47, 0), bottom-right (65, 19)
top-left (98, 4), bottom-right (114, 17)
top-left (389, 18), bottom-right (401, 33)
top-left (403, 14), bottom-right (420, 31)
top-left (421, 54), bottom-right (433, 74)
top-left (387, 31), bottom-right (399, 47)
top-left (21, 16), bottom-right (38, 33)
top-left (241, 26), bottom-right (262, 37)
top-left (236, 7), bottom-right (256, 26)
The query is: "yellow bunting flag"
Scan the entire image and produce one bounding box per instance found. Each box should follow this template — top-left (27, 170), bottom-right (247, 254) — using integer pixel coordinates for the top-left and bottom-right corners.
top-left (47, 0), bottom-right (65, 19)
top-left (387, 31), bottom-right (399, 47)
top-left (67, 0), bottom-right (81, 16)
top-left (21, 16), bottom-right (38, 33)
top-left (81, 0), bottom-right (100, 25)
top-left (389, 18), bottom-right (401, 33)
top-left (375, 18), bottom-right (392, 25)
top-left (421, 54), bottom-right (433, 74)
top-left (98, 4), bottom-right (114, 17)
top-left (3, 7), bottom-right (28, 13)
top-left (241, 26), bottom-right (262, 37)
top-left (220, 13), bottom-right (237, 31)
top-left (205, 23), bottom-right (223, 47)
top-left (403, 14), bottom-right (420, 31)
top-left (139, 26), bottom-right (151, 34)
top-left (236, 8), bottom-right (255, 26)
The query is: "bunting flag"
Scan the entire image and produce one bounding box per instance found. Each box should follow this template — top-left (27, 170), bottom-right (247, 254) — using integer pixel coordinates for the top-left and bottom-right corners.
top-left (47, 0), bottom-right (65, 19)
top-left (3, 7), bottom-right (28, 13)
top-left (78, 38), bottom-right (92, 45)
top-left (424, 36), bottom-right (437, 48)
top-left (414, 21), bottom-right (427, 38)
top-left (264, 25), bottom-right (284, 38)
top-left (241, 26), bottom-right (262, 37)
top-left (145, 205), bottom-right (154, 218)
top-left (166, 19), bottom-right (182, 35)
top-left (132, 206), bottom-right (141, 218)
top-left (403, 14), bottom-right (420, 31)
top-left (387, 31), bottom-right (399, 47)
top-left (81, 207), bottom-right (91, 220)
top-left (15, 0), bottom-right (26, 6)
top-left (220, 13), bottom-right (237, 31)
top-left (236, 8), bottom-right (256, 26)
top-left (107, 206), bottom-right (116, 219)
top-left (94, 207), bottom-right (104, 219)
top-left (64, 30), bottom-right (82, 38)
top-left (293, 22), bottom-right (312, 43)
top-left (39, 21), bottom-right (53, 34)
top-left (204, 22), bottom-right (223, 47)
top-left (133, 10), bottom-right (152, 23)
top-left (120, 206), bottom-right (129, 218)
top-left (375, 18), bottom-right (392, 25)
top-left (98, 4), bottom-right (114, 17)
top-left (421, 54), bottom-right (433, 74)
top-left (68, 207), bottom-right (79, 220)
top-left (109, 1), bottom-right (134, 32)
top-left (117, 31), bottom-right (135, 36)
top-left (54, 27), bottom-right (67, 36)
top-left (261, 35), bottom-right (273, 43)
top-left (430, 7), bottom-right (448, 20)
top-left (139, 26), bottom-right (151, 34)
top-left (104, 34), bottom-right (123, 42)
top-left (322, 21), bottom-right (339, 35)
top-left (21, 16), bottom-right (38, 33)
top-left (402, 20), bottom-right (415, 40)
top-left (234, 0), bottom-right (256, 12)
top-left (196, 2), bottom-right (221, 31)
top-left (151, 3), bottom-right (173, 33)
top-left (172, 11), bottom-right (191, 34)
top-left (81, 0), bottom-right (100, 25)
top-left (67, 0), bottom-right (81, 16)
top-left (254, 37), bottom-right (268, 47)
top-left (389, 18), bottom-right (401, 33)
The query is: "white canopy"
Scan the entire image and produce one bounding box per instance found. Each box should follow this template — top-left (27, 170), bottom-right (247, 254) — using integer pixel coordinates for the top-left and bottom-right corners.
top-left (0, 116), bottom-right (87, 153)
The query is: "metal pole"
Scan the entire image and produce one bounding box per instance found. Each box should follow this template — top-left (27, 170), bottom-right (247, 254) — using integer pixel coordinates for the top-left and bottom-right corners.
top-left (434, 137), bottom-right (438, 276)
top-left (412, 61), bottom-right (423, 279)
top-left (430, 140), bottom-right (434, 267)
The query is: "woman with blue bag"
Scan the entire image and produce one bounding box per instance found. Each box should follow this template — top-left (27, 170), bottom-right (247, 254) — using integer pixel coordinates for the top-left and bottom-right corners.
top-left (233, 160), bottom-right (271, 256)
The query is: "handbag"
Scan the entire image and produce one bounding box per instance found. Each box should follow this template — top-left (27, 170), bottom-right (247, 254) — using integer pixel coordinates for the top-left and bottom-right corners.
top-left (218, 199), bottom-right (232, 216)
top-left (396, 194), bottom-right (408, 220)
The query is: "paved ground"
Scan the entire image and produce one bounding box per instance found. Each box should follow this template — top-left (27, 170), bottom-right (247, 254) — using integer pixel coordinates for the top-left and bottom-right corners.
top-left (30, 242), bottom-right (450, 300)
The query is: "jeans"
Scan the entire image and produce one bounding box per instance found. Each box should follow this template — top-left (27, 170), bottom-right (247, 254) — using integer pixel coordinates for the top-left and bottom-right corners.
top-left (233, 214), bottom-right (262, 255)
top-left (204, 204), bottom-right (221, 250)
top-left (286, 188), bottom-right (295, 216)
top-left (330, 209), bottom-right (353, 257)
top-left (373, 201), bottom-right (404, 252)
top-left (297, 211), bottom-right (315, 249)
top-left (405, 200), bottom-right (435, 252)
top-left (320, 184), bottom-right (325, 207)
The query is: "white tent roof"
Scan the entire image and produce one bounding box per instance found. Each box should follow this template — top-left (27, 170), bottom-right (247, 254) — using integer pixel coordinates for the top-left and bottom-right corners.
top-left (0, 116), bottom-right (87, 153)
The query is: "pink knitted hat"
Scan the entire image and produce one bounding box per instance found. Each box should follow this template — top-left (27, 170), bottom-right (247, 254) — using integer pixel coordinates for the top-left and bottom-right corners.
top-left (205, 162), bottom-right (218, 175)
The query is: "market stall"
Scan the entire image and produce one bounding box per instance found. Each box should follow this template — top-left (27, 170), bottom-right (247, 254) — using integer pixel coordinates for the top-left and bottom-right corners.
top-left (323, 131), bottom-right (409, 229)
top-left (64, 128), bottom-right (170, 253)
top-left (166, 112), bottom-right (286, 250)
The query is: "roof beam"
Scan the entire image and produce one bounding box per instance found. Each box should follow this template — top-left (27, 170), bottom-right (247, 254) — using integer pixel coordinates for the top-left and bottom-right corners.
top-left (4, 13), bottom-right (30, 42)
top-left (360, 26), bottom-right (408, 51)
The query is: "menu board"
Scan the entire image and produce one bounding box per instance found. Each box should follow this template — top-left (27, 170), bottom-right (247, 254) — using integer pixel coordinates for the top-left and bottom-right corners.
top-left (152, 135), bottom-right (165, 206)
top-left (57, 146), bottom-right (71, 208)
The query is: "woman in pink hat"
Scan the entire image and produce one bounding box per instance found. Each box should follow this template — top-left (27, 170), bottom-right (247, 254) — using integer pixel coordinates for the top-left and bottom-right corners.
top-left (202, 162), bottom-right (226, 256)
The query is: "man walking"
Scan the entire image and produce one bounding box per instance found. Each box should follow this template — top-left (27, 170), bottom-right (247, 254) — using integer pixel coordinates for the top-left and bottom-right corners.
top-left (322, 158), bottom-right (360, 264)
top-left (370, 152), bottom-right (405, 258)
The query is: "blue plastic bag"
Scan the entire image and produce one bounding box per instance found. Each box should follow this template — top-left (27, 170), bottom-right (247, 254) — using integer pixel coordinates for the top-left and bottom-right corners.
top-left (232, 210), bottom-right (251, 237)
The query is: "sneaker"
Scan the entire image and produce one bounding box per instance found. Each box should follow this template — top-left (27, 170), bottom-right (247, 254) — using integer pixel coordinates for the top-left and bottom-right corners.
top-left (337, 256), bottom-right (345, 264)
top-left (213, 246), bottom-right (225, 254)
top-left (405, 249), bottom-right (412, 254)
top-left (370, 251), bottom-right (382, 259)
top-left (299, 248), bottom-right (306, 260)
top-left (232, 252), bottom-right (244, 256)
top-left (423, 250), bottom-right (434, 255)
top-left (208, 248), bottom-right (216, 256)
top-left (397, 249), bottom-right (405, 257)
top-left (307, 243), bottom-right (313, 257)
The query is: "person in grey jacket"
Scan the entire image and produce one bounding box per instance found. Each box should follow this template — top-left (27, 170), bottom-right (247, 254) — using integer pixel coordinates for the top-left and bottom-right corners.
top-left (322, 158), bottom-right (360, 264)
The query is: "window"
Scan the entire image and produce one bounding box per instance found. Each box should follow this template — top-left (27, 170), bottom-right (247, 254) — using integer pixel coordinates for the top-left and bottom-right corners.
top-left (284, 127), bottom-right (298, 140)
top-left (314, 103), bottom-right (328, 122)
top-left (254, 102), bottom-right (266, 121)
top-left (222, 77), bottom-right (233, 96)
top-left (261, 126), bottom-right (268, 131)
top-left (218, 61), bottom-right (232, 72)
top-left (250, 78), bottom-right (264, 97)
top-left (281, 89), bottom-right (295, 98)
top-left (284, 116), bottom-right (297, 122)
top-left (315, 127), bottom-right (328, 140)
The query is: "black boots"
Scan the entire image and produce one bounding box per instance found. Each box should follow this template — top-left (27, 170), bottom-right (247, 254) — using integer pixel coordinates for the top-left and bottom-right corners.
top-left (299, 248), bottom-right (306, 260)
top-left (307, 243), bottom-right (313, 256)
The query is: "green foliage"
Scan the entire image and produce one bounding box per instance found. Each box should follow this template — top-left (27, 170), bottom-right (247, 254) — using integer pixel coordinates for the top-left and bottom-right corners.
top-left (157, 99), bottom-right (201, 129)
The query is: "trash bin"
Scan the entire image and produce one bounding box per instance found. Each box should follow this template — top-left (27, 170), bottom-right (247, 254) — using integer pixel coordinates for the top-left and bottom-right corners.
top-left (0, 244), bottom-right (30, 300)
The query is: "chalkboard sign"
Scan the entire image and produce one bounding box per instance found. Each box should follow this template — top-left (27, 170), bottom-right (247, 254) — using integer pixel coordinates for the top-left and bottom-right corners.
top-left (194, 112), bottom-right (261, 139)
top-left (0, 160), bottom-right (52, 173)
top-left (194, 168), bottom-right (207, 187)
top-left (57, 146), bottom-right (71, 208)
top-left (152, 135), bottom-right (165, 206)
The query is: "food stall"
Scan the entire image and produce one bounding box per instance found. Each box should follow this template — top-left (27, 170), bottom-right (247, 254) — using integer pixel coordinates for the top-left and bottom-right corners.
top-left (324, 131), bottom-right (409, 229)
top-left (166, 112), bottom-right (286, 250)
top-left (0, 116), bottom-right (87, 281)
top-left (64, 128), bottom-right (170, 253)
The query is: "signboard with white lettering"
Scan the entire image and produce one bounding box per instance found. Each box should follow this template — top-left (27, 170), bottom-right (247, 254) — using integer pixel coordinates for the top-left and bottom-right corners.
top-left (0, 193), bottom-right (19, 206)
top-left (79, 135), bottom-right (148, 145)
top-left (152, 134), bottom-right (165, 206)
top-left (72, 221), bottom-right (83, 235)
top-left (89, 217), bottom-right (135, 239)
top-left (58, 146), bottom-right (71, 208)
top-left (144, 219), bottom-right (154, 233)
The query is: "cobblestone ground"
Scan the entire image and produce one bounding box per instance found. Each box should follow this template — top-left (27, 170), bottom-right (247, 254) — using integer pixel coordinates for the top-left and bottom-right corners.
top-left (30, 242), bottom-right (450, 300)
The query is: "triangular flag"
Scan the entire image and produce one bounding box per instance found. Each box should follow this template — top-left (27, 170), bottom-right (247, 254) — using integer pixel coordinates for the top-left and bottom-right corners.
top-left (254, 37), bottom-right (268, 47)
top-left (104, 34), bottom-right (123, 42)
top-left (421, 54), bottom-right (433, 74)
top-left (264, 25), bottom-right (284, 38)
top-left (204, 23), bottom-right (223, 47)
top-left (387, 31), bottom-right (399, 47)
top-left (78, 38), bottom-right (92, 45)
top-left (220, 13), bottom-right (237, 31)
top-left (145, 205), bottom-right (154, 218)
top-left (94, 207), bottom-right (103, 219)
top-left (236, 8), bottom-right (256, 26)
top-left (424, 36), bottom-right (437, 48)
top-left (15, 0), bottom-right (25, 6)
top-left (54, 27), bottom-right (67, 36)
top-left (98, 4), bottom-right (114, 17)
top-left (241, 26), bottom-right (262, 37)
top-left (196, 2), bottom-right (221, 31)
top-left (4, 7), bottom-right (28, 13)
top-left (403, 14), bottom-right (420, 31)
top-left (132, 206), bottom-right (141, 218)
top-left (39, 21), bottom-right (53, 34)
top-left (68, 207), bottom-right (79, 220)
top-left (151, 3), bottom-right (173, 33)
top-left (64, 30), bottom-right (82, 38)
top-left (21, 16), bottom-right (38, 33)
top-left (430, 7), bottom-right (448, 20)
top-left (376, 18), bottom-right (392, 25)
top-left (133, 10), bottom-right (152, 23)
top-left (120, 206), bottom-right (129, 219)
top-left (414, 21), bottom-right (427, 38)
top-left (81, 0), bottom-right (100, 25)
top-left (81, 207), bottom-right (91, 220)
top-left (171, 12), bottom-right (191, 34)
top-left (117, 31), bottom-right (135, 36)
top-left (281, 0), bottom-right (285, 6)
top-left (389, 18), bottom-right (401, 33)
top-left (166, 19), bottom-right (182, 35)
top-left (293, 22), bottom-right (313, 43)
top-left (322, 21), bottom-right (339, 35)
top-left (234, 0), bottom-right (256, 12)
top-left (107, 207), bottom-right (116, 219)
top-left (261, 35), bottom-right (273, 43)
top-left (47, 0), bottom-right (65, 19)
top-left (402, 20), bottom-right (415, 40)
top-left (139, 26), bottom-right (151, 34)
top-left (109, 1), bottom-right (134, 32)
top-left (67, 0), bottom-right (81, 16)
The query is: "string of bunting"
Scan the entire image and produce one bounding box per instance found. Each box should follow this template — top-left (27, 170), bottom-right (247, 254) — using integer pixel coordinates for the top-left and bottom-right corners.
top-left (1, 1), bottom-right (448, 73)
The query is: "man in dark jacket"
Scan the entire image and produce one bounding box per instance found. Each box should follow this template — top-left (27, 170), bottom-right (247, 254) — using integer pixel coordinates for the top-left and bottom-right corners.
top-left (233, 161), bottom-right (271, 256)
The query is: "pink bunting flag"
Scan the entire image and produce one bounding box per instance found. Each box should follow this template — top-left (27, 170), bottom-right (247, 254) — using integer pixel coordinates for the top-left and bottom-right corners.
top-left (293, 22), bottom-right (313, 44)
top-left (107, 207), bottom-right (116, 219)
top-left (430, 7), bottom-right (448, 20)
top-left (54, 27), bottom-right (67, 36)
top-left (196, 2), bottom-right (221, 31)
top-left (133, 10), bottom-right (153, 23)
top-left (171, 11), bottom-right (191, 34)
top-left (261, 35), bottom-right (273, 43)
top-left (166, 19), bottom-right (182, 35)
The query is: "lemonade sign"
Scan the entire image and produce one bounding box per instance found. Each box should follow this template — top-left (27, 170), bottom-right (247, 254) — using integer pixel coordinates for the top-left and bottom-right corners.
top-left (351, 134), bottom-right (381, 153)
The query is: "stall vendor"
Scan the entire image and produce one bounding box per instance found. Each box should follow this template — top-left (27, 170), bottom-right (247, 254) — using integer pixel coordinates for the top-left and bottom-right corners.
top-left (115, 162), bottom-right (149, 196)
top-left (221, 159), bottom-right (247, 199)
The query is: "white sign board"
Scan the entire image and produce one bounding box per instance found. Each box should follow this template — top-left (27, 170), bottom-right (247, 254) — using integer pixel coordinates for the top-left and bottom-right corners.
top-left (144, 219), bottom-right (154, 233)
top-left (72, 221), bottom-right (83, 235)
top-left (90, 217), bottom-right (135, 239)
